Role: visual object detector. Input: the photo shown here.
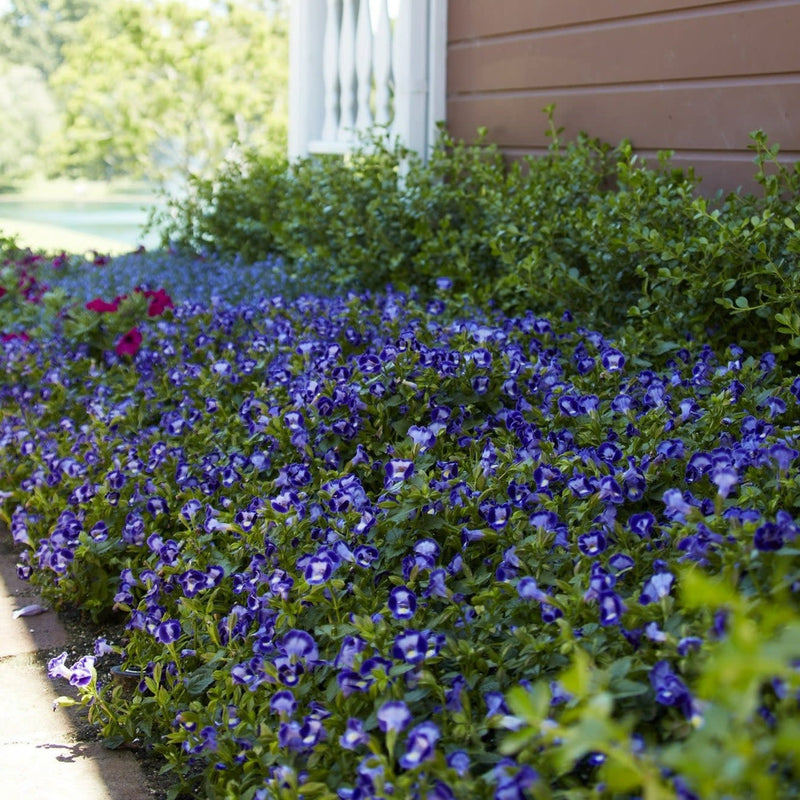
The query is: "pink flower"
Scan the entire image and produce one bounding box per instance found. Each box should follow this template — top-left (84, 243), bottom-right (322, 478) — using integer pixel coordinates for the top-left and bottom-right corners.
top-left (115, 327), bottom-right (142, 357)
top-left (86, 297), bottom-right (120, 313)
top-left (144, 288), bottom-right (174, 317)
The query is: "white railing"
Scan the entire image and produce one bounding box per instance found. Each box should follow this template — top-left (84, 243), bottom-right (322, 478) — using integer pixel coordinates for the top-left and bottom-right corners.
top-left (289, 0), bottom-right (447, 159)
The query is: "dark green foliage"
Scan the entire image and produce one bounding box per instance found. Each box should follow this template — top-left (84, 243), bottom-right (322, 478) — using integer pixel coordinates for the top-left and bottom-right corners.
top-left (153, 111), bottom-right (800, 361)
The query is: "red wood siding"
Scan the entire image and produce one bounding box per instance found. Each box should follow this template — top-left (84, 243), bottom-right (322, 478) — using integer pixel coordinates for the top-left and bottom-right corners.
top-left (446, 0), bottom-right (800, 193)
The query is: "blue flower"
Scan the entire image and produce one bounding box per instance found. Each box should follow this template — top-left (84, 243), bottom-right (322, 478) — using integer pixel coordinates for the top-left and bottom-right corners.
top-left (540, 602), bottom-right (563, 623)
top-left (392, 630), bottom-right (428, 664)
top-left (279, 629), bottom-right (319, 663)
top-left (768, 441), bottom-right (798, 473)
top-left (557, 395), bottom-right (582, 417)
top-left (711, 465), bottom-right (738, 498)
top-left (677, 636), bottom-right (703, 656)
top-left (413, 538), bottom-right (440, 569)
top-left (356, 353), bottom-right (382, 374)
top-left (303, 553), bottom-right (334, 585)
top-left (517, 576), bottom-right (548, 602)
top-left (639, 570), bottom-right (674, 605)
top-left (601, 347), bottom-right (626, 372)
top-left (549, 680), bottom-right (573, 706)
top-left (337, 670), bottom-right (373, 697)
top-left (754, 521), bottom-right (784, 551)
top-left (649, 660), bottom-right (692, 717)
top-left (178, 569), bottom-right (206, 598)
top-left (424, 568), bottom-right (449, 598)
top-left (269, 690), bottom-right (297, 717)
top-left (608, 553), bottom-right (635, 574)
top-left (446, 750), bottom-right (471, 776)
top-left (598, 591), bottom-right (625, 625)
top-left (334, 635), bottom-right (366, 669)
top-left (154, 619), bottom-right (182, 644)
top-left (48, 651), bottom-right (95, 687)
top-left (377, 700), bottom-right (411, 732)
top-left (578, 530), bottom-right (607, 557)
top-left (445, 674), bottom-right (467, 712)
top-left (384, 458), bottom-right (414, 486)
top-left (427, 781), bottom-right (456, 800)
top-left (399, 721), bottom-right (440, 769)
top-left (628, 511), bottom-right (656, 539)
top-left (354, 545), bottom-right (379, 568)
top-left (482, 500), bottom-right (511, 530)
top-left (662, 489), bottom-right (693, 522)
top-left (298, 715), bottom-right (327, 749)
top-left (388, 586), bottom-right (417, 620)
top-left (339, 718), bottom-right (369, 750)
top-left (568, 471), bottom-right (597, 499)
top-left (408, 425), bottom-right (436, 451)
top-left (492, 759), bottom-right (539, 800)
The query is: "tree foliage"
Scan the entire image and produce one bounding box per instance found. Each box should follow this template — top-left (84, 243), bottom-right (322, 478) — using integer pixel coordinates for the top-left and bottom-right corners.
top-left (0, 0), bottom-right (101, 79)
top-left (0, 0), bottom-right (288, 185)
top-left (48, 0), bottom-right (287, 181)
top-left (0, 59), bottom-right (59, 186)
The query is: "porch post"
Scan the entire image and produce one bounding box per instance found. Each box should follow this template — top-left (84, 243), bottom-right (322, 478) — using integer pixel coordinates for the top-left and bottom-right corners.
top-left (392, 0), bottom-right (447, 157)
top-left (392, 0), bottom-right (429, 155)
top-left (427, 0), bottom-right (448, 152)
top-left (288, 0), bottom-right (326, 160)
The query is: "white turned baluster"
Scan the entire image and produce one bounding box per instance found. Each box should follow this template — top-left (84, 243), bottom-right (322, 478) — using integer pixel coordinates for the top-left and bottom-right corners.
top-left (320, 0), bottom-right (341, 143)
top-left (391, 1), bottom-right (407, 143)
top-left (392, 0), bottom-right (428, 153)
top-left (355, 0), bottom-right (373, 132)
top-left (373, 0), bottom-right (392, 126)
top-left (338, 0), bottom-right (357, 141)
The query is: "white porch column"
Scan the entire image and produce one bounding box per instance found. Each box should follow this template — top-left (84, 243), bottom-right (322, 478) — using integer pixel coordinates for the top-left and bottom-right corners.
top-left (288, 0), bottom-right (326, 160)
top-left (426, 0), bottom-right (448, 150)
top-left (392, 0), bottom-right (429, 155)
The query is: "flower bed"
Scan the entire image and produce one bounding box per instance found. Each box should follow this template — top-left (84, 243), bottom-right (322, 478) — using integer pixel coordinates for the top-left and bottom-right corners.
top-left (1, 248), bottom-right (799, 799)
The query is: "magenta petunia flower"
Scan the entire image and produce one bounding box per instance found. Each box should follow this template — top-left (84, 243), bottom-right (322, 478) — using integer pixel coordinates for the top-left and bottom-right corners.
top-left (86, 297), bottom-right (120, 313)
top-left (115, 327), bottom-right (143, 357)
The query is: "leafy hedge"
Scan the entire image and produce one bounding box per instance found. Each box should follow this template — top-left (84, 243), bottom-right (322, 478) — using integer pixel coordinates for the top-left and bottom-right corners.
top-left (1, 248), bottom-right (799, 798)
top-left (152, 111), bottom-right (800, 361)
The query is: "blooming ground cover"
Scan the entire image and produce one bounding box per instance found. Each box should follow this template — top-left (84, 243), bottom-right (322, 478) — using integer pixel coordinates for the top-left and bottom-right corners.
top-left (1, 246), bottom-right (800, 800)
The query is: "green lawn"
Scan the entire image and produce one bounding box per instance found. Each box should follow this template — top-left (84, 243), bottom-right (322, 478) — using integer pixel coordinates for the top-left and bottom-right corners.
top-left (0, 216), bottom-right (135, 256)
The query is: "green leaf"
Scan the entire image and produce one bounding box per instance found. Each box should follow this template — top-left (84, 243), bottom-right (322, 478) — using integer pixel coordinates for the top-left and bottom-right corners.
top-left (600, 757), bottom-right (643, 793)
top-left (680, 569), bottom-right (740, 609)
top-left (609, 679), bottom-right (649, 699)
top-left (499, 728), bottom-right (540, 756)
top-left (52, 695), bottom-right (79, 709)
top-left (102, 735), bottom-right (127, 750)
top-left (506, 683), bottom-right (549, 724)
top-left (560, 648), bottom-right (594, 699)
top-left (184, 662), bottom-right (218, 696)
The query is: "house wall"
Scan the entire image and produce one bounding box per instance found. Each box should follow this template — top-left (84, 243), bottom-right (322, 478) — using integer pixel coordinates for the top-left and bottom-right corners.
top-left (446, 0), bottom-right (800, 193)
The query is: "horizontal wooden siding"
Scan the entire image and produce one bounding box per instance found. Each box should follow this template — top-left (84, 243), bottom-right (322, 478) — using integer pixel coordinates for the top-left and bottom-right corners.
top-left (446, 0), bottom-right (800, 192)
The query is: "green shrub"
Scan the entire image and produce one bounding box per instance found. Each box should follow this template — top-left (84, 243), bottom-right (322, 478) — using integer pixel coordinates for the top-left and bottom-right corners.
top-left (152, 111), bottom-right (800, 362)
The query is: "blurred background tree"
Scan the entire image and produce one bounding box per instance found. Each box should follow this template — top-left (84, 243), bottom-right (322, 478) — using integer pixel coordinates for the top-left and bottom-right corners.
top-left (0, 0), bottom-right (288, 187)
top-left (0, 60), bottom-right (59, 188)
top-left (0, 0), bottom-right (101, 79)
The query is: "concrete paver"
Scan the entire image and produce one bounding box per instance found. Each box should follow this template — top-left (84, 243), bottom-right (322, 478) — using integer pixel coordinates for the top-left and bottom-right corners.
top-left (0, 544), bottom-right (152, 800)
